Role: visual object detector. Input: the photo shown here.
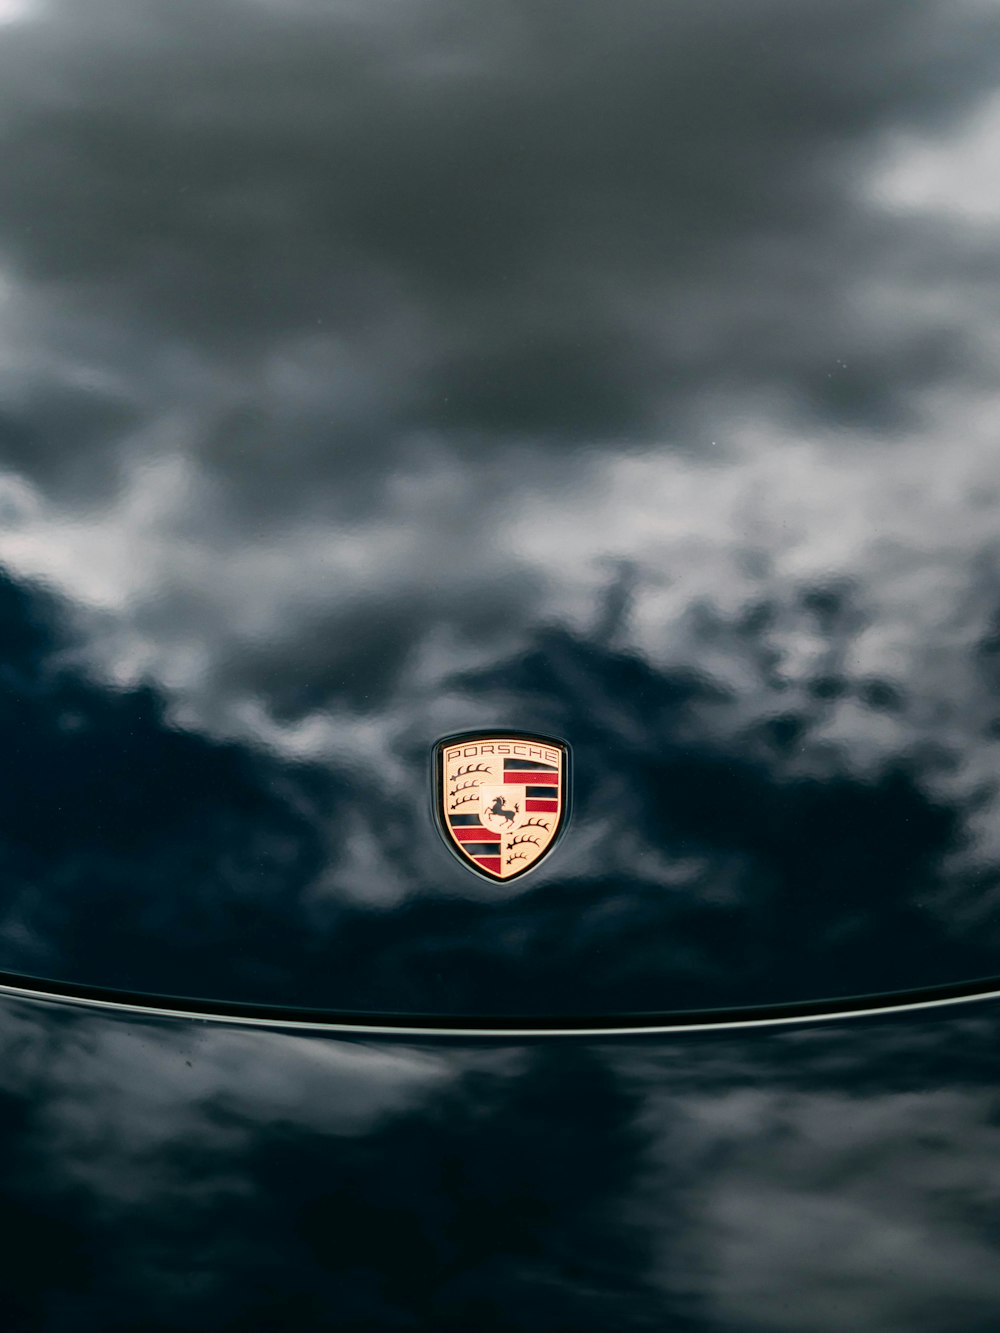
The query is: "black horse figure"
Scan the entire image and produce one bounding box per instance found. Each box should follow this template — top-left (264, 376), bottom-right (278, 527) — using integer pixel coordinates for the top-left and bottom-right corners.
top-left (487, 796), bottom-right (520, 827)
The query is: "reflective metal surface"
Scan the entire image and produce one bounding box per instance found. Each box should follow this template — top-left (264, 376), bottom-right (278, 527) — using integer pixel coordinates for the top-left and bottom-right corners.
top-left (0, 994), bottom-right (998, 1330)
top-left (2, 0), bottom-right (1000, 1015)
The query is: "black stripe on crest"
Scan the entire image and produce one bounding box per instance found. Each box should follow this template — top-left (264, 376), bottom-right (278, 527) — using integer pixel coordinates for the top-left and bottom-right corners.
top-left (504, 758), bottom-right (558, 771)
top-left (462, 843), bottom-right (501, 856)
top-left (526, 785), bottom-right (557, 799)
top-left (449, 814), bottom-right (482, 826)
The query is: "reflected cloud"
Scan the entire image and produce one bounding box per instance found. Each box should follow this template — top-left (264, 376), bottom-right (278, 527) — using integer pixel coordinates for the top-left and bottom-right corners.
top-left (619, 1014), bottom-right (1000, 1332)
top-left (3, 997), bottom-right (1000, 1328)
top-left (0, 0), bottom-right (999, 1009)
top-left (0, 561), bottom-right (994, 1015)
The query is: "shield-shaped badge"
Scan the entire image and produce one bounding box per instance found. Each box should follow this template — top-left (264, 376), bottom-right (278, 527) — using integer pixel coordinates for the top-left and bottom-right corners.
top-left (435, 733), bottom-right (569, 881)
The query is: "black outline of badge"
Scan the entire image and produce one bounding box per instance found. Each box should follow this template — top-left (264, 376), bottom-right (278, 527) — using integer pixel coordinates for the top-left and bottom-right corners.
top-left (433, 730), bottom-right (572, 882)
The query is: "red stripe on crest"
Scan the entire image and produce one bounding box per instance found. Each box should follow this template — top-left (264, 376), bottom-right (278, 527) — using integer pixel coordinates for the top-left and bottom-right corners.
top-left (525, 799), bottom-right (559, 812)
top-left (502, 772), bottom-right (557, 785)
top-left (473, 856), bottom-right (502, 873)
top-left (454, 827), bottom-right (500, 842)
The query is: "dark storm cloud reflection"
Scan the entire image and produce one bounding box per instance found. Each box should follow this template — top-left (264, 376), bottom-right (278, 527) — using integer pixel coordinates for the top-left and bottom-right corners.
top-left (1, 565), bottom-right (998, 1014)
top-left (0, 0), bottom-right (1000, 1008)
top-left (0, 0), bottom-right (998, 672)
top-left (4, 997), bottom-right (1000, 1330)
top-left (0, 0), bottom-right (998, 461)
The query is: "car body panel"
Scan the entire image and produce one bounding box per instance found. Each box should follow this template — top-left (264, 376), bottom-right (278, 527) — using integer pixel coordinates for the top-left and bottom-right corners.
top-left (0, 994), bottom-right (998, 1331)
top-left (1, 0), bottom-right (1000, 1019)
top-left (3, 3), bottom-right (1000, 1320)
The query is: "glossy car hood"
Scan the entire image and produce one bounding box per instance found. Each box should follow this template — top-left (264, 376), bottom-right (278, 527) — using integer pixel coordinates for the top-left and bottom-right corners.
top-left (2, 994), bottom-right (1000, 1330)
top-left (2, 0), bottom-right (1000, 1019)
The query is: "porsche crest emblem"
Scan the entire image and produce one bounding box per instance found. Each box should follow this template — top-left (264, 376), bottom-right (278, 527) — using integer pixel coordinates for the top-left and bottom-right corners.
top-left (435, 733), bottom-right (569, 881)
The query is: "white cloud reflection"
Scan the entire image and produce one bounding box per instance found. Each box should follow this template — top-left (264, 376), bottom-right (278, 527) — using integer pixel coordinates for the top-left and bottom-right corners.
top-left (1, 0), bottom-right (1000, 944)
top-left (3, 995), bottom-right (1000, 1328)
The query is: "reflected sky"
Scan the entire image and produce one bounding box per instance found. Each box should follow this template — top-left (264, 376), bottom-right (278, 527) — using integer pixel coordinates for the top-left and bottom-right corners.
top-left (2, 996), bottom-right (1000, 1329)
top-left (1, 0), bottom-right (1000, 1011)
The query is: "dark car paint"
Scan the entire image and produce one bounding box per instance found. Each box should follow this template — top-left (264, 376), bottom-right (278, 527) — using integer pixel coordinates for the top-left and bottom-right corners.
top-left (2, 0), bottom-right (1000, 1323)
top-left (2, 0), bottom-right (1000, 1020)
top-left (3, 994), bottom-right (1000, 1331)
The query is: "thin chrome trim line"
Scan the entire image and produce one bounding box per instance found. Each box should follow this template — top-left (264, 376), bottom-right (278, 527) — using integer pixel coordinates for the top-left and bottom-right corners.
top-left (0, 977), bottom-right (999, 1035)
